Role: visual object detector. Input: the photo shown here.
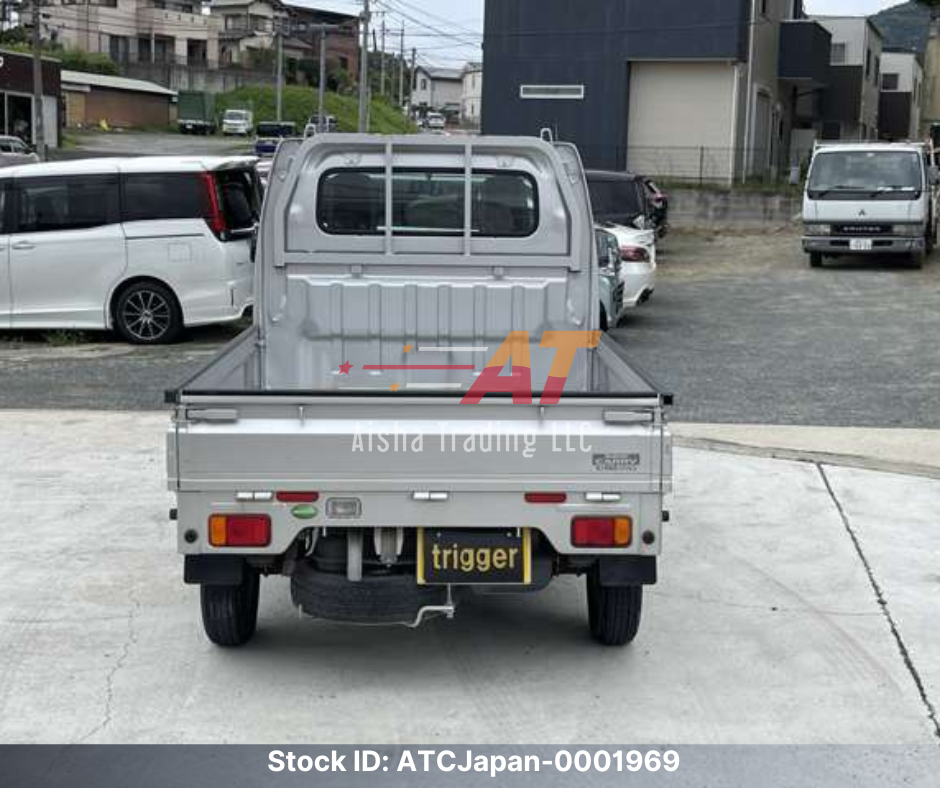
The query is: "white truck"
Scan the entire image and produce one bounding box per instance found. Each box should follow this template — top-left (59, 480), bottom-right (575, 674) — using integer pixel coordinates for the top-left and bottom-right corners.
top-left (167, 135), bottom-right (673, 648)
top-left (802, 141), bottom-right (939, 269)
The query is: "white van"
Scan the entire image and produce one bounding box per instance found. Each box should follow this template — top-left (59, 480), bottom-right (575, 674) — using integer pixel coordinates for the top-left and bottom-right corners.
top-left (802, 142), bottom-right (939, 268)
top-left (0, 157), bottom-right (259, 344)
top-left (222, 109), bottom-right (254, 137)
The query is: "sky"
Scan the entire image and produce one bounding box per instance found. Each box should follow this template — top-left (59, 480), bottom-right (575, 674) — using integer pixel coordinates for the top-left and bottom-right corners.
top-left (298, 0), bottom-right (908, 68)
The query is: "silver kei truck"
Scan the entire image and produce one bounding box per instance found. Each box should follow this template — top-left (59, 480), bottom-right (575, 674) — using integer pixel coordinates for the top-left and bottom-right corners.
top-left (167, 134), bottom-right (673, 648)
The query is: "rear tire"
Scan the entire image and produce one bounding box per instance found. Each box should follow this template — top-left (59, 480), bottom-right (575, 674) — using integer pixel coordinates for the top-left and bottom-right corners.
top-left (910, 249), bottom-right (926, 269)
top-left (809, 252), bottom-right (823, 268)
top-left (114, 281), bottom-right (183, 345)
top-left (599, 302), bottom-right (609, 332)
top-left (587, 569), bottom-right (642, 646)
top-left (200, 570), bottom-right (260, 647)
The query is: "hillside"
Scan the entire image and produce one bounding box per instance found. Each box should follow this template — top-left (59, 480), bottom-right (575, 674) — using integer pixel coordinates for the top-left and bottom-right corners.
top-left (216, 86), bottom-right (416, 134)
top-left (872, 1), bottom-right (931, 53)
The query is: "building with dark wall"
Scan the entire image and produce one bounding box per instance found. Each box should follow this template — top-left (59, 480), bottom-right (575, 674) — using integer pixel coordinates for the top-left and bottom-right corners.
top-left (482, 0), bottom-right (833, 180)
top-left (0, 49), bottom-right (61, 148)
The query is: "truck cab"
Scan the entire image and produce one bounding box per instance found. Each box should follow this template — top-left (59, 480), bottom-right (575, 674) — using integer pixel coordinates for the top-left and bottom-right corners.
top-left (802, 142), bottom-right (939, 268)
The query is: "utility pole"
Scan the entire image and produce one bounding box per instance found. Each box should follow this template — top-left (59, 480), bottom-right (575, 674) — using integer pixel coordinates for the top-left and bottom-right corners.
top-left (380, 15), bottom-right (386, 99)
top-left (275, 16), bottom-right (285, 122)
top-left (398, 24), bottom-right (405, 110)
top-left (31, 0), bottom-right (46, 159)
top-left (409, 47), bottom-right (416, 117)
top-left (358, 0), bottom-right (371, 132)
top-left (317, 24), bottom-right (327, 130)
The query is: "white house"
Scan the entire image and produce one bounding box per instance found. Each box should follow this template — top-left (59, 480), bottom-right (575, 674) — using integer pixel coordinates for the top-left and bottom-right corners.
top-left (411, 66), bottom-right (463, 116)
top-left (461, 62), bottom-right (483, 126)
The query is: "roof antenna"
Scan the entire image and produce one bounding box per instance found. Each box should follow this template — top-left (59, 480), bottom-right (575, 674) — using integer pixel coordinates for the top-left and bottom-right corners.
top-left (539, 128), bottom-right (555, 143)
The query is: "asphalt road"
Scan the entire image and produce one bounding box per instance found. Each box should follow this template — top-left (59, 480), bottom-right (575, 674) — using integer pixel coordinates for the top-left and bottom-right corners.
top-left (2, 230), bottom-right (940, 426)
top-left (65, 130), bottom-right (252, 157)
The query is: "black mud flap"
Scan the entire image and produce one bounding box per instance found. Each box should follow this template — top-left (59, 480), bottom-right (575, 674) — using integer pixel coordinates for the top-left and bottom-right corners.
top-left (184, 555), bottom-right (246, 586)
top-left (597, 556), bottom-right (657, 587)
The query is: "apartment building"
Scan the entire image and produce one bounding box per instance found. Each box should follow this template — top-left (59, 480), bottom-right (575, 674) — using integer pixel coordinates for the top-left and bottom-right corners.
top-left (461, 61), bottom-right (482, 126)
top-left (812, 15), bottom-right (883, 140)
top-left (39, 0), bottom-right (219, 68)
top-left (877, 50), bottom-right (923, 141)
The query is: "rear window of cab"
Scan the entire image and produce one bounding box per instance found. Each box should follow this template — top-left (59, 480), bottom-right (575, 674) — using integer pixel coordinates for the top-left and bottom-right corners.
top-left (316, 168), bottom-right (539, 238)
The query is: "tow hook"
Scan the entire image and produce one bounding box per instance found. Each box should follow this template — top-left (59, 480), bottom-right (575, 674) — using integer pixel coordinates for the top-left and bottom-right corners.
top-left (407, 585), bottom-right (456, 628)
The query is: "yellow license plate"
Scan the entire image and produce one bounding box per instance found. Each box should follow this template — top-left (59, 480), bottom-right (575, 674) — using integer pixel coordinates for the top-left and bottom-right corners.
top-left (417, 528), bottom-right (532, 586)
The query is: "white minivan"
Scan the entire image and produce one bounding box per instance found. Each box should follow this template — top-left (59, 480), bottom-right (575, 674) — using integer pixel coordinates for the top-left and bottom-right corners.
top-left (0, 157), bottom-right (259, 344)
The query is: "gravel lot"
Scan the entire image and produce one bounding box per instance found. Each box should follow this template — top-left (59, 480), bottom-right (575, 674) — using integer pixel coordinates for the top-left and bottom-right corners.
top-left (2, 230), bottom-right (940, 426)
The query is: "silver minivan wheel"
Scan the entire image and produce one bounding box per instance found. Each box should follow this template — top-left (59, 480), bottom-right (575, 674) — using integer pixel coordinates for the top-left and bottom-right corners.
top-left (115, 282), bottom-right (183, 345)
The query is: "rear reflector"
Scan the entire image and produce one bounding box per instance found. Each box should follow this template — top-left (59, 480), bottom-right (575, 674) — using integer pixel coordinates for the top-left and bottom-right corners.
top-left (276, 491), bottom-right (320, 503)
top-left (525, 492), bottom-right (567, 504)
top-left (209, 514), bottom-right (271, 547)
top-left (571, 516), bottom-right (632, 547)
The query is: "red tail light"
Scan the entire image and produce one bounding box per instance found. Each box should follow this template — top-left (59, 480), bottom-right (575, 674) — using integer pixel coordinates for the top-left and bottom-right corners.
top-left (620, 246), bottom-right (650, 263)
top-left (525, 492), bottom-right (567, 504)
top-left (201, 172), bottom-right (227, 239)
top-left (571, 516), bottom-right (632, 547)
top-left (276, 492), bottom-right (320, 503)
top-left (209, 514), bottom-right (271, 547)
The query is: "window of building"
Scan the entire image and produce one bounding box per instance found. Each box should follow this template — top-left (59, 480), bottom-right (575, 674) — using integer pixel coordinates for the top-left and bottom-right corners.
top-left (520, 84), bottom-right (585, 100)
top-left (882, 72), bottom-right (899, 91)
top-left (831, 42), bottom-right (846, 64)
top-left (875, 55), bottom-right (880, 83)
top-left (866, 48), bottom-right (872, 79)
top-left (16, 177), bottom-right (119, 234)
top-left (421, 78), bottom-right (428, 90)
top-left (760, 0), bottom-right (768, 16)
top-left (316, 169), bottom-right (539, 238)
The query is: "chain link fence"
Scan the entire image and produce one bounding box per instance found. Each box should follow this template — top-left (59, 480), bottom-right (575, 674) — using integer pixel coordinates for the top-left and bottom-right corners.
top-left (624, 146), bottom-right (816, 188)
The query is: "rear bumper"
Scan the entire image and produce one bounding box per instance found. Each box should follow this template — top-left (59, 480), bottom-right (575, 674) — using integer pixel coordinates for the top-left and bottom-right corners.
top-left (173, 490), bottom-right (668, 561)
top-left (802, 236), bottom-right (925, 254)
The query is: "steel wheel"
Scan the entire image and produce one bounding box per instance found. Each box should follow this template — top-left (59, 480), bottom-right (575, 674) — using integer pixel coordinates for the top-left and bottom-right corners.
top-left (114, 282), bottom-right (183, 345)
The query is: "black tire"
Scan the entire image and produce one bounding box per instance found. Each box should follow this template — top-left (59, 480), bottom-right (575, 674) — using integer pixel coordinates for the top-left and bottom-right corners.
top-left (599, 302), bottom-right (609, 332)
top-left (809, 252), bottom-right (823, 268)
top-left (910, 251), bottom-right (925, 270)
top-left (200, 570), bottom-right (260, 647)
top-left (587, 569), bottom-right (642, 646)
top-left (114, 281), bottom-right (183, 345)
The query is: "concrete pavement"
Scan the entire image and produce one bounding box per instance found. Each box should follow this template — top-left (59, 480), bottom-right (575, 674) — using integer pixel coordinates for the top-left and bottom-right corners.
top-left (0, 411), bottom-right (937, 745)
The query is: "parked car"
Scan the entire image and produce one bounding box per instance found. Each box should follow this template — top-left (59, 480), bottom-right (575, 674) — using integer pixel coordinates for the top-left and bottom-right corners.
top-left (641, 177), bottom-right (669, 238)
top-left (254, 121), bottom-right (297, 158)
top-left (169, 134), bottom-right (673, 648)
top-left (304, 114), bottom-right (338, 137)
top-left (426, 112), bottom-right (446, 131)
top-left (586, 170), bottom-right (657, 320)
top-left (0, 135), bottom-right (39, 168)
top-left (222, 109), bottom-right (254, 136)
top-left (802, 141), bottom-right (939, 269)
top-left (0, 156), bottom-right (260, 344)
top-left (595, 226), bottom-right (621, 332)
